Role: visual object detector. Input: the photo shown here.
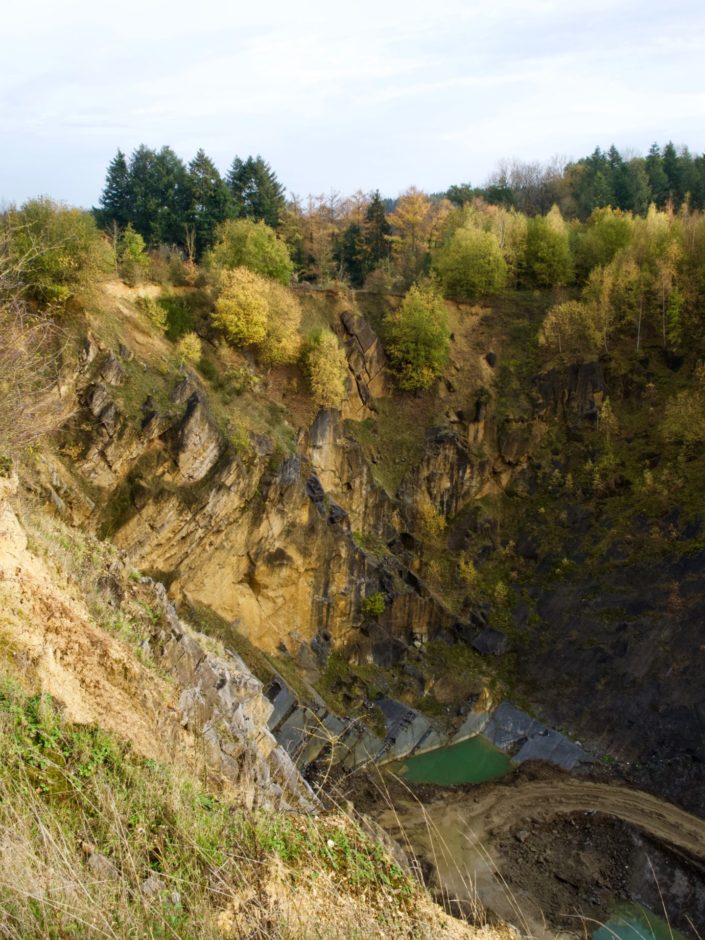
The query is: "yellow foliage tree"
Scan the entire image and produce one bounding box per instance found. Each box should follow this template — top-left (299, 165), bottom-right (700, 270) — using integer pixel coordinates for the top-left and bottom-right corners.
top-left (582, 265), bottom-right (616, 352)
top-left (258, 281), bottom-right (302, 365)
top-left (175, 331), bottom-right (202, 365)
top-left (387, 188), bottom-right (450, 284)
top-left (304, 330), bottom-right (349, 408)
top-left (539, 300), bottom-right (600, 358)
top-left (212, 267), bottom-right (269, 347)
top-left (212, 267), bottom-right (302, 365)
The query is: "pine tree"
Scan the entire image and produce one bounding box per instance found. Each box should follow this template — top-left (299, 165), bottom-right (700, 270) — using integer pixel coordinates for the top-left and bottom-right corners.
top-left (98, 150), bottom-right (132, 229)
top-left (662, 142), bottom-right (681, 205)
top-left (624, 160), bottom-right (652, 215)
top-left (364, 190), bottom-right (391, 269)
top-left (607, 145), bottom-right (629, 209)
top-left (227, 156), bottom-right (286, 228)
top-left (336, 222), bottom-right (367, 286)
top-left (186, 149), bottom-right (231, 258)
top-left (128, 146), bottom-right (190, 247)
top-left (646, 144), bottom-right (669, 207)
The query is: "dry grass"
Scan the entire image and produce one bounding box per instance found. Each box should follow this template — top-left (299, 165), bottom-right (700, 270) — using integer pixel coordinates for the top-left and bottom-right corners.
top-left (0, 680), bottom-right (487, 940)
top-left (0, 304), bottom-right (69, 461)
top-left (0, 480), bottom-right (494, 940)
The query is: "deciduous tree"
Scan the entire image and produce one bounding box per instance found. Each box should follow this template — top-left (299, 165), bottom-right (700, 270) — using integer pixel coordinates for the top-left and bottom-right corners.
top-left (212, 267), bottom-right (269, 347)
top-left (206, 219), bottom-right (293, 285)
top-left (384, 282), bottom-right (450, 390)
top-left (304, 329), bottom-right (349, 408)
top-left (523, 208), bottom-right (573, 287)
top-left (3, 198), bottom-right (113, 307)
top-left (432, 226), bottom-right (507, 301)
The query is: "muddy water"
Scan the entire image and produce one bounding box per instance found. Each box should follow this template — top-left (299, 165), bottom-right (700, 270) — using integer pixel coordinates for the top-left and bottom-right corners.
top-left (392, 735), bottom-right (512, 785)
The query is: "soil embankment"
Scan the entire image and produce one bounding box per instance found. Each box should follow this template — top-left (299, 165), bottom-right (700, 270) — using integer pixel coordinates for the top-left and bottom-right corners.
top-left (368, 769), bottom-right (705, 938)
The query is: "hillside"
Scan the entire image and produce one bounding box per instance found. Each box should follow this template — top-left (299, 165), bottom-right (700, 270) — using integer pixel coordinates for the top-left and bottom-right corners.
top-left (3, 190), bottom-right (705, 937)
top-left (0, 471), bottom-right (511, 939)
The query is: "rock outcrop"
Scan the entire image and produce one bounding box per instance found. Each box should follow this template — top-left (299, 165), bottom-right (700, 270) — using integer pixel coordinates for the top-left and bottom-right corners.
top-left (0, 476), bottom-right (314, 811)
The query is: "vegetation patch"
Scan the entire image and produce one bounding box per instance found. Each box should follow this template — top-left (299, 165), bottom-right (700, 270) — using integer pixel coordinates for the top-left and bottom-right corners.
top-left (0, 680), bottom-right (419, 940)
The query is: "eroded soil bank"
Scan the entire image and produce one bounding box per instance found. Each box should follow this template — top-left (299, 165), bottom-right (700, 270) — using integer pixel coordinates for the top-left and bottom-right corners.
top-left (345, 764), bottom-right (705, 939)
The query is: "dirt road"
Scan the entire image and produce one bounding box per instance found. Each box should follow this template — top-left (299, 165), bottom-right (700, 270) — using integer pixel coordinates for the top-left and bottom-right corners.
top-left (374, 776), bottom-right (705, 937)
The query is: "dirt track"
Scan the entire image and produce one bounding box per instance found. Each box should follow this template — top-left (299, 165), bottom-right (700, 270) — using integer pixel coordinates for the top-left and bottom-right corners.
top-left (378, 777), bottom-right (705, 862)
top-left (449, 778), bottom-right (705, 859)
top-left (374, 776), bottom-right (705, 937)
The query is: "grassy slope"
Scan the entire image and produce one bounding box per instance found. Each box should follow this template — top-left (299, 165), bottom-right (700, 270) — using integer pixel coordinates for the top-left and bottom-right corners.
top-left (0, 479), bottom-right (490, 940)
top-left (0, 680), bottom-right (425, 940)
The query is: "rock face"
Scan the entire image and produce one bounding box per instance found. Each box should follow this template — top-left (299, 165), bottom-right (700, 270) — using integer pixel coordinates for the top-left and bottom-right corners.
top-left (307, 409), bottom-right (391, 533)
top-left (400, 428), bottom-right (490, 522)
top-left (535, 361), bottom-right (606, 423)
top-left (54, 333), bottom-right (472, 661)
top-left (451, 702), bottom-right (593, 772)
top-left (169, 392), bottom-right (222, 483)
top-left (143, 579), bottom-right (316, 810)
top-left (0, 477), bottom-right (314, 811)
top-left (338, 309), bottom-right (390, 419)
top-left (265, 677), bottom-right (384, 771)
top-left (482, 702), bottom-right (593, 771)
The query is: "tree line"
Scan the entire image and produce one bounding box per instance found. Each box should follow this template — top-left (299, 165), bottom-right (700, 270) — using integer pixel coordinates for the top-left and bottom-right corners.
top-left (450, 142), bottom-right (705, 220)
top-left (97, 146), bottom-right (286, 258)
top-left (4, 142), bottom-right (705, 413)
top-left (94, 141), bottom-right (705, 295)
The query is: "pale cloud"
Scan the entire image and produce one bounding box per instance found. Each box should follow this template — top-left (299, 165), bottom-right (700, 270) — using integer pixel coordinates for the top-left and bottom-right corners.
top-left (1, 0), bottom-right (704, 204)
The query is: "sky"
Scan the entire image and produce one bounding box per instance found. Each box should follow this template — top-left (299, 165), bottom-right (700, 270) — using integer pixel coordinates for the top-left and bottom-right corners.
top-left (2, 0), bottom-right (705, 207)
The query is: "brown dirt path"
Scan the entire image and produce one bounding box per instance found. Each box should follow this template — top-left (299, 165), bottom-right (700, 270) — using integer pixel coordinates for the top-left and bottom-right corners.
top-left (374, 775), bottom-right (705, 937)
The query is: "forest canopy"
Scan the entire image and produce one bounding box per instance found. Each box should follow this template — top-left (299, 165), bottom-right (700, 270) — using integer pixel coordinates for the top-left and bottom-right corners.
top-left (86, 140), bottom-right (705, 371)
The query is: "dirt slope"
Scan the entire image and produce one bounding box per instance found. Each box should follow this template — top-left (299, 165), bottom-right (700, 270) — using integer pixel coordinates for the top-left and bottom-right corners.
top-left (435, 778), bottom-right (705, 859)
top-left (0, 477), bottom-right (192, 763)
top-left (373, 773), bottom-right (705, 938)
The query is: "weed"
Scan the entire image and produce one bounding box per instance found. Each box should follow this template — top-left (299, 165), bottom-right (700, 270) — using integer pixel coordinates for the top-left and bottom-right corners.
top-left (0, 680), bottom-right (428, 940)
top-left (361, 592), bottom-right (386, 618)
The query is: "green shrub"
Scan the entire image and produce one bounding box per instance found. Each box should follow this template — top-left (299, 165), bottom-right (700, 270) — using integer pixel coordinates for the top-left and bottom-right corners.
top-left (539, 299), bottom-right (600, 358)
top-left (384, 283), bottom-right (450, 391)
top-left (524, 209), bottom-right (573, 288)
top-left (212, 267), bottom-right (269, 347)
top-left (118, 224), bottom-right (149, 285)
top-left (211, 268), bottom-right (302, 366)
top-left (206, 218), bottom-right (293, 285)
top-left (175, 331), bottom-right (202, 365)
top-left (2, 198), bottom-right (113, 308)
top-left (662, 363), bottom-right (705, 446)
top-left (136, 294), bottom-right (167, 332)
top-left (432, 226), bottom-right (507, 300)
top-left (361, 592), bottom-right (386, 618)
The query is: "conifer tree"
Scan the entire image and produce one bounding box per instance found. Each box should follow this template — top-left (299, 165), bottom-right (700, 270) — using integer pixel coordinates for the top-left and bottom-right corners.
top-left (227, 156), bottom-right (286, 228)
top-left (662, 142), bottom-right (681, 204)
top-left (336, 222), bottom-right (367, 286)
top-left (364, 190), bottom-right (391, 269)
top-left (646, 144), bottom-right (669, 207)
top-left (186, 149), bottom-right (232, 258)
top-left (98, 149), bottom-right (132, 229)
top-left (126, 145), bottom-right (190, 247)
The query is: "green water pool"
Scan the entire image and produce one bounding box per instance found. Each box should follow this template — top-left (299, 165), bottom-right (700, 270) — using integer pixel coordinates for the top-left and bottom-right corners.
top-left (393, 735), bottom-right (512, 785)
top-left (593, 903), bottom-right (687, 940)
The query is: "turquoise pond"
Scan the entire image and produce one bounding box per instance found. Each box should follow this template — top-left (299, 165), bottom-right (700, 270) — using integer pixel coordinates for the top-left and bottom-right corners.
top-left (393, 735), bottom-right (512, 785)
top-left (593, 903), bottom-right (687, 940)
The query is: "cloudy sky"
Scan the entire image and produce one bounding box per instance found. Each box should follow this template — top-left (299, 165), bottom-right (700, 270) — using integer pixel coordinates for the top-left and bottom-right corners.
top-left (2, 0), bottom-right (704, 207)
